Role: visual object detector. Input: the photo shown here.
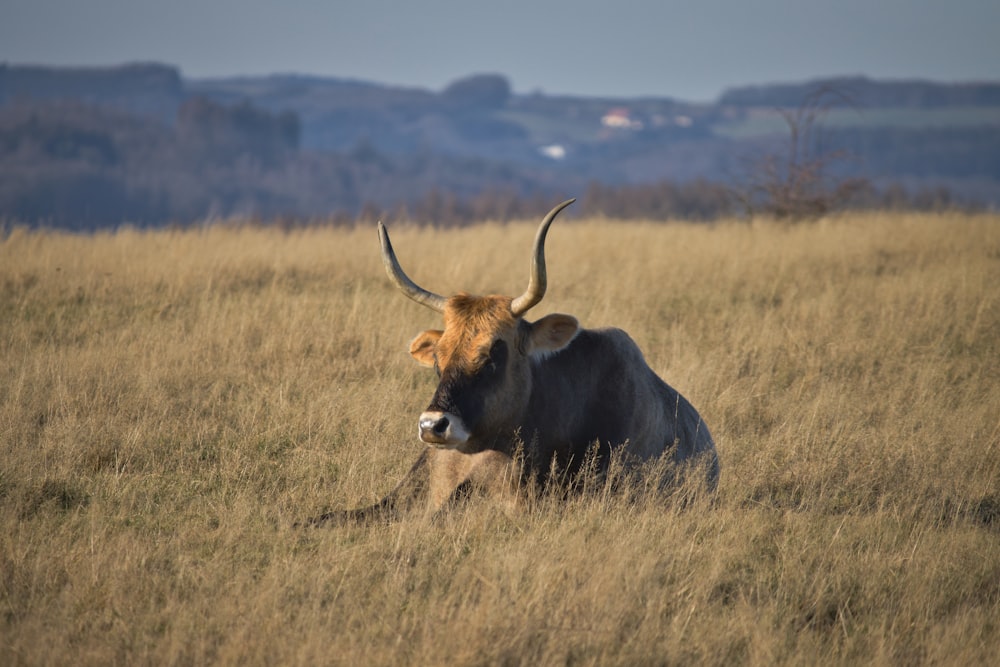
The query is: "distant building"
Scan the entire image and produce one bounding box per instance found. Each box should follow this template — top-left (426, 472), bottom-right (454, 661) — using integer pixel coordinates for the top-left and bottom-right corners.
top-left (601, 107), bottom-right (643, 130)
top-left (539, 144), bottom-right (566, 160)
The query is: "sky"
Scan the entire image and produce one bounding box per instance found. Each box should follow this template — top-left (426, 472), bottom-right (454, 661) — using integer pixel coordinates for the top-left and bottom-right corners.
top-left (2, 0), bottom-right (998, 102)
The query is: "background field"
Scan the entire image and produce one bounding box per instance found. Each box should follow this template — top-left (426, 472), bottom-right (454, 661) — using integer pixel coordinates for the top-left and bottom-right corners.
top-left (2, 212), bottom-right (999, 665)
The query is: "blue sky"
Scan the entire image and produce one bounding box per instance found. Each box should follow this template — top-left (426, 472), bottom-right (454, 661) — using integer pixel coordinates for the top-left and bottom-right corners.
top-left (2, 0), bottom-right (998, 101)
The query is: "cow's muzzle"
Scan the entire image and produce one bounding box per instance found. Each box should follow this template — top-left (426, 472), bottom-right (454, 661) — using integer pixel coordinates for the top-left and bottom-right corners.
top-left (418, 411), bottom-right (470, 448)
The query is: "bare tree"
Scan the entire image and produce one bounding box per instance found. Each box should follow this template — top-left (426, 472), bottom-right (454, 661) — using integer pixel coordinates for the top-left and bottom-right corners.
top-left (733, 86), bottom-right (868, 221)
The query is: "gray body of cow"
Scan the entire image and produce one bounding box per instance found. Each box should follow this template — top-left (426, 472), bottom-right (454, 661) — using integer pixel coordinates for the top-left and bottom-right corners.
top-left (513, 325), bottom-right (717, 485)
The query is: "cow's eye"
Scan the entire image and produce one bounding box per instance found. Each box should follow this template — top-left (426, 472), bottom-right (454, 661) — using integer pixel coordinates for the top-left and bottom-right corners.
top-left (485, 339), bottom-right (507, 373)
top-left (476, 355), bottom-right (495, 374)
top-left (433, 358), bottom-right (441, 377)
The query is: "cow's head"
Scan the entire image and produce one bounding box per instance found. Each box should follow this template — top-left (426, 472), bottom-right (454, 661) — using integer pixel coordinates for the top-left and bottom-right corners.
top-left (379, 200), bottom-right (579, 452)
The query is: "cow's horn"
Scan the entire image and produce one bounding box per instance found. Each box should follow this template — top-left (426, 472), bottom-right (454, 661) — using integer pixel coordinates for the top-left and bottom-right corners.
top-left (378, 222), bottom-right (448, 313)
top-left (510, 199), bottom-right (575, 317)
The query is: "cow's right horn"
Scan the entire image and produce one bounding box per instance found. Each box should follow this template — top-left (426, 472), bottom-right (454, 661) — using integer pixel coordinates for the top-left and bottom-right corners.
top-left (378, 222), bottom-right (447, 313)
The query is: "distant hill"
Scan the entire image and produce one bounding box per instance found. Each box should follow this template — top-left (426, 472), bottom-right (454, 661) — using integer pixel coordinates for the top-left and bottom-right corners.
top-left (0, 63), bottom-right (183, 122)
top-left (1, 63), bottom-right (998, 227)
top-left (719, 76), bottom-right (1000, 108)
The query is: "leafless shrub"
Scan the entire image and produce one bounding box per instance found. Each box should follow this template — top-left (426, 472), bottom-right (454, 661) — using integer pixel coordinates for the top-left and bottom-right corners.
top-left (734, 86), bottom-right (869, 221)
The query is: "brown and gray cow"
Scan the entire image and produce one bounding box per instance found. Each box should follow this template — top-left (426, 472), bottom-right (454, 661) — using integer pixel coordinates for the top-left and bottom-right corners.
top-left (308, 199), bottom-right (718, 524)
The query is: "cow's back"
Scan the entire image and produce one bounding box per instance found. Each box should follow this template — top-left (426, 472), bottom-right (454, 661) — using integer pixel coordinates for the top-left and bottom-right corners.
top-left (523, 327), bottom-right (718, 488)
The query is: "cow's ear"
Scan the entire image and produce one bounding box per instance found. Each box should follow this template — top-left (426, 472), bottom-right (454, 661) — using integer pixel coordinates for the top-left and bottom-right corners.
top-left (528, 314), bottom-right (579, 356)
top-left (409, 330), bottom-right (443, 367)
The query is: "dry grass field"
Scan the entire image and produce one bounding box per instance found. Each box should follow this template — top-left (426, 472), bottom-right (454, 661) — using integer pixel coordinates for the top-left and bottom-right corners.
top-left (2, 211), bottom-right (999, 665)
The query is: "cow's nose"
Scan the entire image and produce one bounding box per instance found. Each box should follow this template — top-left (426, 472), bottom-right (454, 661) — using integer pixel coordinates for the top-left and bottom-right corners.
top-left (418, 411), bottom-right (470, 447)
top-left (423, 415), bottom-right (449, 437)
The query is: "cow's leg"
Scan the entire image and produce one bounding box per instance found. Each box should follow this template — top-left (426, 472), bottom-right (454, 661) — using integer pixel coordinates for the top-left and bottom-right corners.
top-left (303, 448), bottom-right (521, 526)
top-left (302, 450), bottom-right (431, 526)
top-left (426, 448), bottom-right (521, 515)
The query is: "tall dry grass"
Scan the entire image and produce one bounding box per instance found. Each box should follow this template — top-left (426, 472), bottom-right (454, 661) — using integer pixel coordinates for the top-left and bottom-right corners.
top-left (1, 212), bottom-right (998, 665)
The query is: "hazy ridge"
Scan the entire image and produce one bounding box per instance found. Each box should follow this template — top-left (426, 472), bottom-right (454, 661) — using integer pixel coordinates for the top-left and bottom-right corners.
top-left (2, 63), bottom-right (1000, 226)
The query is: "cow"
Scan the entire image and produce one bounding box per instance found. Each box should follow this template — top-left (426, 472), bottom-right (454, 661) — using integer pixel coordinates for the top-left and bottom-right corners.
top-left (307, 199), bottom-right (719, 525)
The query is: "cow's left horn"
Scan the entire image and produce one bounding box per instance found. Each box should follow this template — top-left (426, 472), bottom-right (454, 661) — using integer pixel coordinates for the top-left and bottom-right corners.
top-left (510, 199), bottom-right (575, 317)
top-left (378, 222), bottom-right (447, 313)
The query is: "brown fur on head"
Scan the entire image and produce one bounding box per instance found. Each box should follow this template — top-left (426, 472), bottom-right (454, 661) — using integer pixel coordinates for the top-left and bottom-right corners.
top-left (410, 293), bottom-right (517, 371)
top-left (409, 293), bottom-right (579, 372)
